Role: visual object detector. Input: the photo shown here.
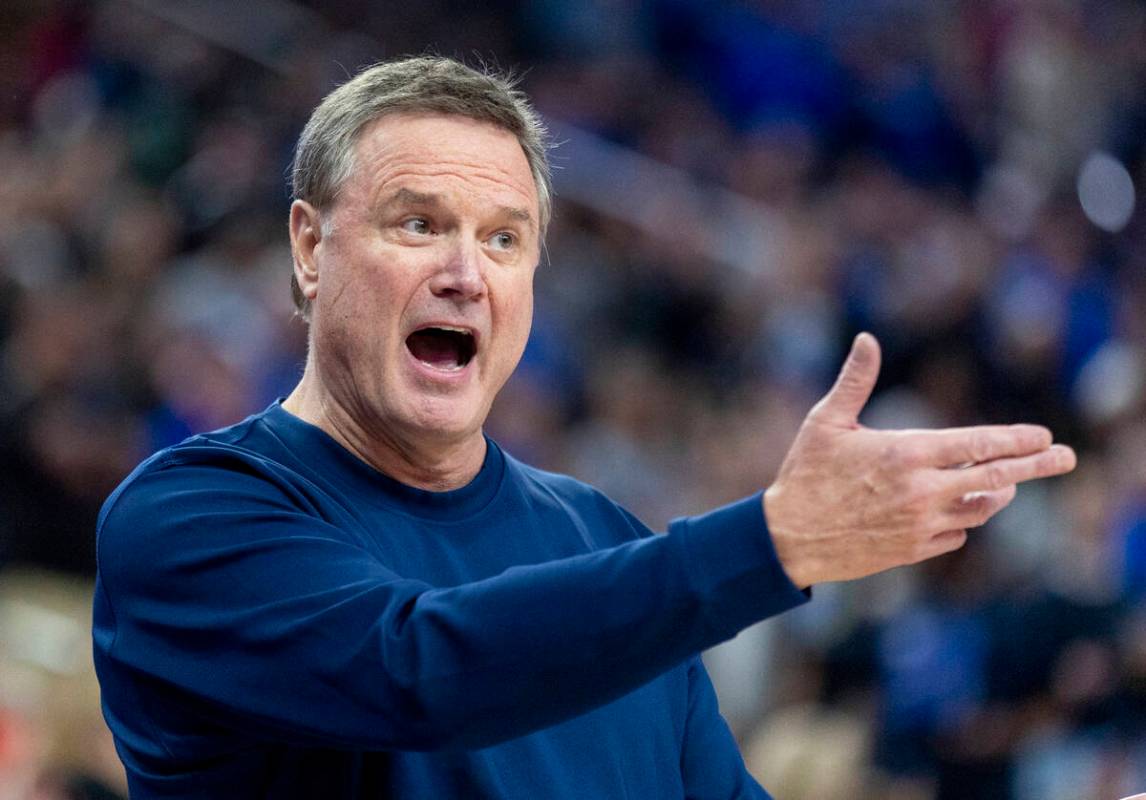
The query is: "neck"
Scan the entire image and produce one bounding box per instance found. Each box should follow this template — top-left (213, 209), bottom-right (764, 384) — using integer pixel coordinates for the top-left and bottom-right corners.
top-left (282, 366), bottom-right (486, 492)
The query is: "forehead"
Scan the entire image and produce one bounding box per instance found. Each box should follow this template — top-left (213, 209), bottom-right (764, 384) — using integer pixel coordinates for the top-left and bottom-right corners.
top-left (344, 112), bottom-right (539, 218)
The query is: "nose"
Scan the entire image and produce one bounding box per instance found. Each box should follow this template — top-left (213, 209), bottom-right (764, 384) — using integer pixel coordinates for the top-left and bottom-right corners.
top-left (428, 238), bottom-right (486, 301)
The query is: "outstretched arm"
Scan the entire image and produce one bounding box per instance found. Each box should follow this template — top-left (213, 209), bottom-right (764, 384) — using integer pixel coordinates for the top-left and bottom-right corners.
top-left (95, 463), bottom-right (805, 753)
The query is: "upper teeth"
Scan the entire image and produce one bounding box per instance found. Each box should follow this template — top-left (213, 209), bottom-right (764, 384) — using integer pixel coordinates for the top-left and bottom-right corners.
top-left (431, 325), bottom-right (471, 335)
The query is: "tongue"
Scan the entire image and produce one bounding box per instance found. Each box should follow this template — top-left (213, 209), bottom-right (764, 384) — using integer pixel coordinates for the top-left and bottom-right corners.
top-left (407, 329), bottom-right (463, 369)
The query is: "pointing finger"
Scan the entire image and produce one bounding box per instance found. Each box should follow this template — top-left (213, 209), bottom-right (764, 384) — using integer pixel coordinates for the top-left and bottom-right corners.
top-left (810, 332), bottom-right (881, 426)
top-left (912, 424), bottom-right (1053, 468)
top-left (938, 444), bottom-right (1077, 497)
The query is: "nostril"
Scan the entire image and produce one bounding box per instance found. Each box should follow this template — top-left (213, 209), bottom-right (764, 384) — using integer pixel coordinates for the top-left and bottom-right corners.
top-left (429, 259), bottom-right (486, 299)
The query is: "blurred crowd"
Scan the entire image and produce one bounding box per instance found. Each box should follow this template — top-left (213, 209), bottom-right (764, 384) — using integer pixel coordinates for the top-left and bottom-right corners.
top-left (1, 0), bottom-right (1144, 798)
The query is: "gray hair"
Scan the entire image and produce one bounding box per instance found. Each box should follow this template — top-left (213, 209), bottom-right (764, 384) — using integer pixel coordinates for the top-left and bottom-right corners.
top-left (290, 55), bottom-right (553, 317)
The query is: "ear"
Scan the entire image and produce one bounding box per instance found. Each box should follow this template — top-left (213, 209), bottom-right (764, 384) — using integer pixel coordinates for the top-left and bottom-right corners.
top-left (290, 200), bottom-right (323, 303)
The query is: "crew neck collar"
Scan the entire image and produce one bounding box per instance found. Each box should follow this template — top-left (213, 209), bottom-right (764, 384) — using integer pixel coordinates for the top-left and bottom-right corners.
top-left (262, 400), bottom-right (505, 522)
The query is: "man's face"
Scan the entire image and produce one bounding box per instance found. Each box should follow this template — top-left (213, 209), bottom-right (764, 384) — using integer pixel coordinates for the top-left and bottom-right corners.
top-left (292, 113), bottom-right (541, 448)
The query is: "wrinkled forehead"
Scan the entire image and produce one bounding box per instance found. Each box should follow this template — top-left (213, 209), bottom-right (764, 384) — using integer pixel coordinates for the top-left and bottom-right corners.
top-left (345, 112), bottom-right (540, 216)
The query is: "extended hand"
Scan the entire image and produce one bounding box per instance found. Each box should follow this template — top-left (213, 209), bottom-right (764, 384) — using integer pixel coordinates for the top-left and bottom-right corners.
top-left (763, 333), bottom-right (1077, 589)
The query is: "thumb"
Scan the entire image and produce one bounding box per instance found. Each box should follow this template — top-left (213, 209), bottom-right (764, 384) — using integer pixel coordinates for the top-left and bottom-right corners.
top-left (811, 332), bottom-right (881, 425)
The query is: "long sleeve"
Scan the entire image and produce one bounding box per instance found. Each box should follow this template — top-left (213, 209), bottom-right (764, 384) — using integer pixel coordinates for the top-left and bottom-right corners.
top-left (94, 449), bottom-right (808, 757)
top-left (681, 657), bottom-right (773, 799)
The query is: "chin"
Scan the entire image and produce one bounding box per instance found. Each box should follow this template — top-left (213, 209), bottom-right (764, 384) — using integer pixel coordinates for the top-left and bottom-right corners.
top-left (405, 397), bottom-right (486, 442)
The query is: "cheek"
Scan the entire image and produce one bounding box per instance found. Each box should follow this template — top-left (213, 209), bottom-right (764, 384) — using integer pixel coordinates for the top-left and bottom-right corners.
top-left (502, 280), bottom-right (535, 341)
top-left (486, 277), bottom-right (534, 372)
top-left (323, 250), bottom-right (411, 336)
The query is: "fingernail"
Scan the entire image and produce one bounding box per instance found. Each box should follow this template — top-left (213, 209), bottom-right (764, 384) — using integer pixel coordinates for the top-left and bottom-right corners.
top-left (1051, 444), bottom-right (1077, 469)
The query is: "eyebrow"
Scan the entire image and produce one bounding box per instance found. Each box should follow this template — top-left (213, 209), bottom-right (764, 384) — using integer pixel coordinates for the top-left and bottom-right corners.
top-left (383, 188), bottom-right (535, 228)
top-left (385, 188), bottom-right (441, 208)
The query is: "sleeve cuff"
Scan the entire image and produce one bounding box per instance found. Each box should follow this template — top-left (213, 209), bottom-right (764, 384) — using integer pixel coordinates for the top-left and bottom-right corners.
top-left (669, 492), bottom-right (810, 641)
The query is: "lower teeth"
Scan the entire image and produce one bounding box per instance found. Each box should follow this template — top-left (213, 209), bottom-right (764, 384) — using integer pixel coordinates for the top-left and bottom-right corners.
top-left (420, 359), bottom-right (463, 372)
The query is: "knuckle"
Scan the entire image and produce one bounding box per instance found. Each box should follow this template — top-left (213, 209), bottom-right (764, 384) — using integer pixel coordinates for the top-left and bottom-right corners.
top-left (881, 442), bottom-right (905, 470)
top-left (972, 503), bottom-right (993, 527)
top-left (962, 493), bottom-right (992, 525)
top-left (985, 463), bottom-right (1008, 491)
top-left (901, 439), bottom-right (927, 468)
top-left (969, 431), bottom-right (991, 463)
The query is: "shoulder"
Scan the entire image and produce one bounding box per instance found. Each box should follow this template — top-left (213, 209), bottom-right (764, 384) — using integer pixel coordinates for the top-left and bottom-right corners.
top-left (503, 449), bottom-right (613, 509)
top-left (96, 410), bottom-right (327, 577)
top-left (101, 411), bottom-right (300, 525)
top-left (498, 447), bottom-right (656, 542)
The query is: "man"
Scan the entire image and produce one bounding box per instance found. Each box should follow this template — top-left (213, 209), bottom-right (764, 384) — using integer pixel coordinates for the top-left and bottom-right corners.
top-left (92, 56), bottom-right (1076, 798)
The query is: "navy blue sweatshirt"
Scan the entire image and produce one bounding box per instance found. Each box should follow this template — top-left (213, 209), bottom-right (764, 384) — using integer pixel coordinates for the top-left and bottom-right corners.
top-left (92, 402), bottom-right (808, 798)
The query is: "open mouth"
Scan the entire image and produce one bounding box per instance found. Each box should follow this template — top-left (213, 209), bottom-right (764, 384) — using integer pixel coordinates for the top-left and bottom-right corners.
top-left (406, 326), bottom-right (476, 372)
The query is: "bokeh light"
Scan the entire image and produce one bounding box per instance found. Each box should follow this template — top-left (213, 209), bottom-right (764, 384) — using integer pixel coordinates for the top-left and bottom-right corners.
top-left (1077, 151), bottom-right (1136, 233)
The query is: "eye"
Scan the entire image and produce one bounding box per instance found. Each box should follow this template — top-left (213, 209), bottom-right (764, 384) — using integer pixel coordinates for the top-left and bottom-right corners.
top-left (488, 231), bottom-right (516, 251)
top-left (401, 217), bottom-right (431, 235)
